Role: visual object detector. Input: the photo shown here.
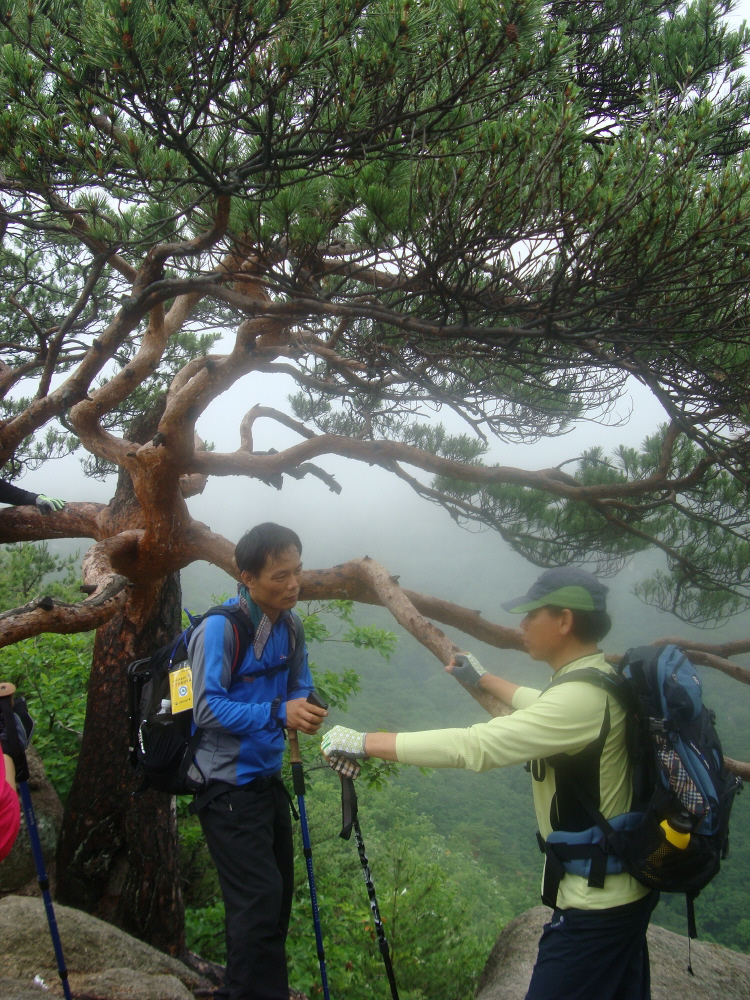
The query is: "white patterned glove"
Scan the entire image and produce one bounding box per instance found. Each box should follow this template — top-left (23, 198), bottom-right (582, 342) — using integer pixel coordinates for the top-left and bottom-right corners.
top-left (449, 653), bottom-right (487, 688)
top-left (36, 495), bottom-right (65, 513)
top-left (321, 725), bottom-right (368, 760)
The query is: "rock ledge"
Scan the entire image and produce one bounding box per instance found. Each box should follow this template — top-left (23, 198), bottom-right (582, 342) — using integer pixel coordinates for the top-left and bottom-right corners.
top-left (476, 906), bottom-right (750, 1000)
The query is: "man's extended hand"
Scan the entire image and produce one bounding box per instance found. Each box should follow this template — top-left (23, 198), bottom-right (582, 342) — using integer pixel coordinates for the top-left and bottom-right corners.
top-left (286, 697), bottom-right (327, 735)
top-left (321, 725), bottom-right (368, 760)
top-left (446, 652), bottom-right (487, 688)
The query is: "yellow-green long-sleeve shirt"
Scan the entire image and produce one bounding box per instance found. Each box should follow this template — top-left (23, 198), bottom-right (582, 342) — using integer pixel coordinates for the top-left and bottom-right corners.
top-left (395, 652), bottom-right (649, 910)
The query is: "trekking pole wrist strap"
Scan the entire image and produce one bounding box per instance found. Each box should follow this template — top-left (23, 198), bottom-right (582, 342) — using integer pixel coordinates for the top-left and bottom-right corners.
top-left (339, 774), bottom-right (358, 841)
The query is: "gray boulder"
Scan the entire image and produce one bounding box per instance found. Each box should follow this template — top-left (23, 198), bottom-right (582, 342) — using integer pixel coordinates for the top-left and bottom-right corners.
top-left (0, 976), bottom-right (50, 1000)
top-left (476, 906), bottom-right (750, 1000)
top-left (0, 895), bottom-right (206, 998)
top-left (63, 968), bottom-right (194, 999)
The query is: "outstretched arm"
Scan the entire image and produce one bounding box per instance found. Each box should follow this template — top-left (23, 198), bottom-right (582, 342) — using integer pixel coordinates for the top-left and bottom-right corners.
top-left (323, 680), bottom-right (608, 773)
top-left (476, 673), bottom-right (520, 707)
top-left (0, 479), bottom-right (65, 512)
top-left (364, 732), bottom-right (398, 761)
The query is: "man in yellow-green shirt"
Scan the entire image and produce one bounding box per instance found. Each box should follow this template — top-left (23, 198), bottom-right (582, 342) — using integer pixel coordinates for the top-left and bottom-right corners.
top-left (321, 567), bottom-right (658, 1000)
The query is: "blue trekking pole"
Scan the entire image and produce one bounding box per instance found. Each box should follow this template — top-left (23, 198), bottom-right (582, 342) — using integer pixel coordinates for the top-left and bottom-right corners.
top-left (0, 682), bottom-right (72, 1000)
top-left (288, 721), bottom-right (331, 1000)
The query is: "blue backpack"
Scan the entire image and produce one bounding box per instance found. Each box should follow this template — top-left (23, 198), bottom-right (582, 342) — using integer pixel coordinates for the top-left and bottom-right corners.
top-left (538, 644), bottom-right (742, 940)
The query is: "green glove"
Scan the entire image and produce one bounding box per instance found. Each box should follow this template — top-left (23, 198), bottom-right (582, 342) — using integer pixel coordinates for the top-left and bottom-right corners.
top-left (449, 653), bottom-right (487, 688)
top-left (36, 495), bottom-right (65, 513)
top-left (321, 725), bottom-right (368, 760)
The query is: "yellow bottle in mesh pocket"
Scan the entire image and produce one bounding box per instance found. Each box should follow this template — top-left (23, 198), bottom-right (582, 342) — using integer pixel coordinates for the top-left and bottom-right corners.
top-left (660, 812), bottom-right (692, 850)
top-left (644, 811), bottom-right (693, 878)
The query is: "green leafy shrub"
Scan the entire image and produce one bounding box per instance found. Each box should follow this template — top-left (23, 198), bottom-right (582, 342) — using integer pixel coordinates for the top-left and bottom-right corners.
top-left (0, 542), bottom-right (93, 800)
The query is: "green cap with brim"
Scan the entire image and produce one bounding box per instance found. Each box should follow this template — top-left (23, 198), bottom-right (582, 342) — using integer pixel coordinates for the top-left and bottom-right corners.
top-left (502, 567), bottom-right (608, 614)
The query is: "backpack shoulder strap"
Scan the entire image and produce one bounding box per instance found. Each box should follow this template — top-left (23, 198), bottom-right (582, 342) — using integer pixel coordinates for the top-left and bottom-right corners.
top-left (195, 605), bottom-right (255, 674)
top-left (286, 612), bottom-right (307, 691)
top-left (547, 667), bottom-right (634, 712)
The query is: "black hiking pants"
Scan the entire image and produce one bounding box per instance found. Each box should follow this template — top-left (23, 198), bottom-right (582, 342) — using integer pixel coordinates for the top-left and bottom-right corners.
top-left (525, 891), bottom-right (659, 1000)
top-left (199, 778), bottom-right (294, 1000)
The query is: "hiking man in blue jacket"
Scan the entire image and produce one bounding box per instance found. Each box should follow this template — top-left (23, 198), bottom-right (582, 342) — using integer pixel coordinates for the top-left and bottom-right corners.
top-left (189, 522), bottom-right (327, 1000)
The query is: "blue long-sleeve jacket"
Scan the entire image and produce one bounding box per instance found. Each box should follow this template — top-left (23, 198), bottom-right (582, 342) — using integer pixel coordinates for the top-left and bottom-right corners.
top-left (189, 598), bottom-right (313, 786)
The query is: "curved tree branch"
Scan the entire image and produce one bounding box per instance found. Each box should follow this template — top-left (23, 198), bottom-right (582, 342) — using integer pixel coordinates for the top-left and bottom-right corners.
top-left (0, 538), bottom-right (132, 649)
top-left (0, 576), bottom-right (130, 648)
top-left (142, 195), bottom-right (232, 278)
top-left (680, 650), bottom-right (750, 687)
top-left (156, 319), bottom-right (290, 456)
top-left (180, 435), bottom-right (209, 499)
top-left (192, 428), bottom-right (714, 503)
top-left (302, 557), bottom-right (521, 717)
top-left (723, 757), bottom-right (750, 781)
top-left (0, 297), bottom-right (164, 467)
top-left (300, 559), bottom-right (525, 653)
top-left (0, 502), bottom-right (109, 543)
top-left (652, 637), bottom-right (750, 658)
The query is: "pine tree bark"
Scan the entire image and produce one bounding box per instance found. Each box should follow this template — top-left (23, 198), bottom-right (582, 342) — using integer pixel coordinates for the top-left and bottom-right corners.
top-left (56, 401), bottom-right (189, 954)
top-left (56, 572), bottom-right (185, 954)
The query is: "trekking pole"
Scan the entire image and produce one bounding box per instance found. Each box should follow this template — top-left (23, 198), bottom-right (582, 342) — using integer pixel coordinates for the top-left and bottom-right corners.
top-left (339, 774), bottom-right (399, 1000)
top-left (0, 682), bottom-right (72, 1000)
top-left (288, 726), bottom-right (331, 1000)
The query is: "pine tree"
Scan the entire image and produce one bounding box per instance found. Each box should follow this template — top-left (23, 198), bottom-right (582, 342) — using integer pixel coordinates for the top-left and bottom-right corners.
top-left (0, 0), bottom-right (748, 949)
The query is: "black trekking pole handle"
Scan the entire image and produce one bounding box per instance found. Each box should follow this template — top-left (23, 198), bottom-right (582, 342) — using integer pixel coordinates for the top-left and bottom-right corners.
top-left (0, 683), bottom-right (72, 1000)
top-left (289, 728), bottom-right (331, 1000)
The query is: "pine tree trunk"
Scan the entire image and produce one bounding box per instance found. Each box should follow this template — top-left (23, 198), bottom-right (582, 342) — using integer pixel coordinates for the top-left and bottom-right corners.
top-left (56, 572), bottom-right (186, 955)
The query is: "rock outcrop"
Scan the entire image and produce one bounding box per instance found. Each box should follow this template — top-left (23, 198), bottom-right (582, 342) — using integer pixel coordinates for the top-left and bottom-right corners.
top-left (476, 906), bottom-right (750, 1000)
top-left (0, 895), bottom-right (312, 999)
top-left (0, 895), bottom-right (206, 998)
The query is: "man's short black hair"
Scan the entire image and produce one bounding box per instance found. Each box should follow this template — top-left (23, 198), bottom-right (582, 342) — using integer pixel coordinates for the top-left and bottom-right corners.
top-left (235, 522), bottom-right (302, 576)
top-left (546, 605), bottom-right (612, 644)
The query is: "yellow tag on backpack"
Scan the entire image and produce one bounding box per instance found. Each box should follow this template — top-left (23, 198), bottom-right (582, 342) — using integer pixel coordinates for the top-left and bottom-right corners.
top-left (169, 665), bottom-right (193, 714)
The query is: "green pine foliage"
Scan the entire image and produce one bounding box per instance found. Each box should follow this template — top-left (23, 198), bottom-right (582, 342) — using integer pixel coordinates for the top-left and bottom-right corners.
top-left (0, 1), bottom-right (749, 625)
top-left (432, 425), bottom-right (750, 624)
